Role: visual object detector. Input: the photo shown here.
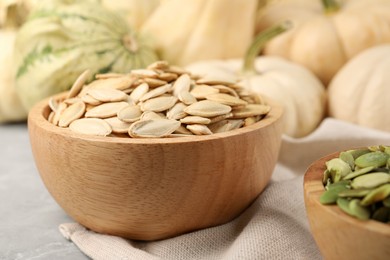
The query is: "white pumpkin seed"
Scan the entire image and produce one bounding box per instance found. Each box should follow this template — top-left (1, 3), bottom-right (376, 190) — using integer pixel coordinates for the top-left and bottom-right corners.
top-left (130, 69), bottom-right (158, 78)
top-left (166, 102), bottom-right (187, 120)
top-left (87, 88), bottom-right (128, 102)
top-left (208, 120), bottom-right (232, 133)
top-left (52, 102), bottom-right (68, 126)
top-left (49, 97), bottom-right (59, 112)
top-left (232, 104), bottom-right (271, 118)
top-left (213, 85), bottom-right (239, 97)
top-left (186, 124), bottom-right (212, 135)
top-left (139, 84), bottom-right (171, 102)
top-left (86, 76), bottom-right (134, 91)
top-left (158, 72), bottom-right (178, 82)
top-left (140, 111), bottom-right (165, 120)
top-left (180, 116), bottom-right (211, 125)
top-left (95, 73), bottom-right (123, 79)
top-left (129, 83), bottom-right (149, 103)
top-left (104, 117), bottom-right (132, 134)
top-left (140, 96), bottom-right (178, 112)
top-left (69, 118), bottom-right (112, 136)
top-left (178, 90), bottom-right (197, 105)
top-left (81, 94), bottom-right (103, 106)
top-left (184, 100), bottom-right (231, 117)
top-left (190, 84), bottom-right (219, 99)
top-left (67, 69), bottom-right (90, 99)
top-left (196, 75), bottom-right (237, 85)
top-left (142, 77), bottom-right (167, 88)
top-left (58, 101), bottom-right (86, 127)
top-left (206, 93), bottom-right (248, 106)
top-left (63, 97), bottom-right (82, 105)
top-left (128, 119), bottom-right (180, 138)
top-left (147, 60), bottom-right (169, 70)
top-left (174, 125), bottom-right (193, 135)
top-left (85, 102), bottom-right (128, 119)
top-left (173, 74), bottom-right (191, 97)
top-left (208, 112), bottom-right (233, 124)
top-left (117, 105), bottom-right (142, 123)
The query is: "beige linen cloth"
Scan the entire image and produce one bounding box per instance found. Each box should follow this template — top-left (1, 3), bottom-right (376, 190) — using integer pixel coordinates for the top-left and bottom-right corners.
top-left (59, 118), bottom-right (390, 260)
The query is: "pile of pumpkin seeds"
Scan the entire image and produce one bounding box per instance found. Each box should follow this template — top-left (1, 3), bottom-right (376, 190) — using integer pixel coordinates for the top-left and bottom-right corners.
top-left (320, 145), bottom-right (390, 223)
top-left (47, 61), bottom-right (271, 138)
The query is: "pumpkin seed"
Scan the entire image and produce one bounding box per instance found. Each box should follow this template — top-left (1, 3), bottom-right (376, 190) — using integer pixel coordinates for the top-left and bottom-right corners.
top-left (139, 84), bottom-right (171, 102)
top-left (95, 72), bottom-right (123, 79)
top-left (81, 94), bottom-right (102, 106)
top-left (130, 69), bottom-right (158, 78)
top-left (52, 102), bottom-right (68, 126)
top-left (87, 88), bottom-right (128, 102)
top-left (58, 101), bottom-right (86, 127)
top-left (184, 100), bottom-right (231, 117)
top-left (166, 103), bottom-right (187, 120)
top-left (232, 104), bottom-right (270, 118)
top-left (158, 72), bottom-right (178, 82)
top-left (351, 172), bottom-right (390, 189)
top-left (129, 83), bottom-right (149, 104)
top-left (206, 93), bottom-right (247, 107)
top-left (142, 77), bottom-right (168, 88)
top-left (326, 158), bottom-right (352, 182)
top-left (69, 118), bottom-right (112, 136)
top-left (140, 111), bottom-right (165, 121)
top-left (67, 69), bottom-right (90, 98)
top-left (339, 151), bottom-right (355, 170)
top-left (140, 96), bottom-right (178, 112)
top-left (338, 188), bottom-right (372, 198)
top-left (174, 125), bottom-right (193, 135)
top-left (180, 116), bottom-right (211, 125)
top-left (361, 184), bottom-right (390, 206)
top-left (355, 151), bottom-right (389, 168)
top-left (186, 124), bottom-right (213, 135)
top-left (147, 60), bottom-right (169, 70)
top-left (128, 119), bottom-right (180, 138)
top-left (117, 105), bottom-right (142, 123)
top-left (178, 90), bottom-right (197, 105)
top-left (49, 97), bottom-right (58, 113)
top-left (208, 120), bottom-right (232, 133)
top-left (85, 102), bottom-right (128, 119)
top-left (104, 117), bottom-right (132, 134)
top-left (173, 74), bottom-right (191, 97)
top-left (343, 166), bottom-right (375, 180)
top-left (190, 85), bottom-right (219, 99)
top-left (349, 199), bottom-right (370, 220)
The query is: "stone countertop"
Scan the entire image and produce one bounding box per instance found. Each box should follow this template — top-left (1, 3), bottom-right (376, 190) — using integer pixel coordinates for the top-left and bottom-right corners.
top-left (0, 124), bottom-right (87, 260)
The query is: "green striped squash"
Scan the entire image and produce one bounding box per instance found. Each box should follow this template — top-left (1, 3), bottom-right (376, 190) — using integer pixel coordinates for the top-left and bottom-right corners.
top-left (14, 0), bottom-right (158, 110)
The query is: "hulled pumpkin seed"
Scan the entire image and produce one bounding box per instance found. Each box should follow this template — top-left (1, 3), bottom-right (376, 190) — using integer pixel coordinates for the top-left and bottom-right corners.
top-left (321, 146), bottom-right (390, 223)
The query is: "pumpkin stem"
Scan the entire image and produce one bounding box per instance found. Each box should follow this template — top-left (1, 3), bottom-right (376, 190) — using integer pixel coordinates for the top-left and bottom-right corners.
top-left (242, 21), bottom-right (291, 75)
top-left (122, 34), bottom-right (139, 52)
top-left (322, 0), bottom-right (340, 13)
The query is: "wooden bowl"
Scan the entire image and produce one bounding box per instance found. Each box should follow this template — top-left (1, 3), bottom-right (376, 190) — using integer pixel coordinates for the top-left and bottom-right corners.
top-left (28, 92), bottom-right (284, 241)
top-left (304, 151), bottom-right (390, 260)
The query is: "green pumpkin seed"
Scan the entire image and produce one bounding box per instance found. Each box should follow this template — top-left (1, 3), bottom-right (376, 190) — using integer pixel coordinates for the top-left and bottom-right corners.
top-left (351, 172), bottom-right (390, 189)
top-left (340, 151), bottom-right (355, 170)
top-left (338, 188), bottom-right (372, 198)
top-left (355, 151), bottom-right (389, 168)
top-left (343, 166), bottom-right (375, 180)
top-left (360, 184), bottom-right (390, 206)
top-left (326, 158), bottom-right (351, 182)
top-left (337, 198), bottom-right (355, 216)
top-left (322, 169), bottom-right (331, 185)
top-left (320, 185), bottom-right (349, 204)
top-left (349, 199), bottom-right (370, 220)
top-left (347, 149), bottom-right (370, 159)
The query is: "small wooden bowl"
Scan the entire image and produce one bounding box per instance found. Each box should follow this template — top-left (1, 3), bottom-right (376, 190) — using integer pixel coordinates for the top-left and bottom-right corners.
top-left (28, 92), bottom-right (284, 241)
top-left (304, 151), bottom-right (390, 260)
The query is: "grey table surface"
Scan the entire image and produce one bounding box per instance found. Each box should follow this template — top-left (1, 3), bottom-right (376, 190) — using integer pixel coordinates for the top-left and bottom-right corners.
top-left (0, 123), bottom-right (87, 260)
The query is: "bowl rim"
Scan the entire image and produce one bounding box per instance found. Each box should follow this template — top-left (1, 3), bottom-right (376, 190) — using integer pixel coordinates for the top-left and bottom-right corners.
top-left (28, 91), bottom-right (284, 145)
top-left (304, 150), bottom-right (390, 235)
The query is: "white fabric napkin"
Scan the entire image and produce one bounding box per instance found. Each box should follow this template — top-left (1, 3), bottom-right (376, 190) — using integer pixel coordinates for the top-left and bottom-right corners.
top-left (59, 118), bottom-right (390, 260)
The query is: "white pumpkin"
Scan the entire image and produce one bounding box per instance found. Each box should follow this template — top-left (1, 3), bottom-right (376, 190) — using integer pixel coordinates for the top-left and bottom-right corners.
top-left (187, 56), bottom-right (326, 138)
top-left (328, 44), bottom-right (390, 132)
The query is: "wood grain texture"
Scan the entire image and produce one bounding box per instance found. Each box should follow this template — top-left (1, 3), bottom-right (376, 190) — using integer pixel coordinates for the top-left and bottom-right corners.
top-left (304, 152), bottom-right (390, 260)
top-left (28, 92), bottom-right (283, 241)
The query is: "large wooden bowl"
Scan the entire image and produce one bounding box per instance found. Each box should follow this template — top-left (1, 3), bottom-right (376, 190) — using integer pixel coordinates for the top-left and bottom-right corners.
top-left (28, 92), bottom-right (283, 241)
top-left (304, 151), bottom-right (390, 260)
